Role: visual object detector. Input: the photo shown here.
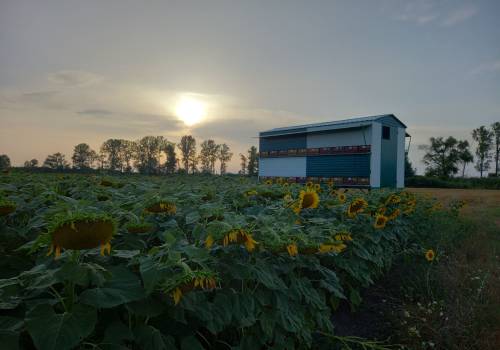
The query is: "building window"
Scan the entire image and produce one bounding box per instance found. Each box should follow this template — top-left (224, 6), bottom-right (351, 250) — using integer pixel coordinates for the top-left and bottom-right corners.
top-left (382, 126), bottom-right (391, 140)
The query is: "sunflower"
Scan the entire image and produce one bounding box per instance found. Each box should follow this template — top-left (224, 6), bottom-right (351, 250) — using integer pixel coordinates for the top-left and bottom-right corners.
top-left (347, 198), bottom-right (368, 218)
top-left (244, 190), bottom-right (258, 197)
top-left (298, 188), bottom-right (320, 210)
top-left (337, 193), bottom-right (346, 203)
top-left (265, 179), bottom-right (273, 185)
top-left (170, 272), bottom-right (217, 305)
top-left (314, 183), bottom-right (322, 192)
top-left (425, 249), bottom-right (435, 262)
top-left (318, 243), bottom-right (347, 254)
top-left (376, 207), bottom-right (387, 215)
top-left (145, 201), bottom-right (177, 214)
top-left (388, 208), bottom-right (401, 220)
top-left (222, 229), bottom-right (257, 252)
top-left (0, 199), bottom-right (15, 216)
top-left (286, 243), bottom-right (298, 257)
top-left (385, 194), bottom-right (401, 205)
top-left (373, 214), bottom-right (388, 229)
top-left (335, 233), bottom-right (353, 241)
top-left (47, 213), bottom-right (116, 259)
top-left (205, 234), bottom-right (214, 248)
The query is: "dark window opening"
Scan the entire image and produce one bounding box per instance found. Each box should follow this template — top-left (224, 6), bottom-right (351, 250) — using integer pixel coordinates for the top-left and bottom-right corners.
top-left (382, 126), bottom-right (391, 140)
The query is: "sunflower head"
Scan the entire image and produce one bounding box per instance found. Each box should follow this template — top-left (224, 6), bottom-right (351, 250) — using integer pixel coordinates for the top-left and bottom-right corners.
top-left (167, 270), bottom-right (218, 305)
top-left (0, 199), bottom-right (15, 216)
top-left (347, 198), bottom-right (368, 217)
top-left (299, 189), bottom-right (320, 210)
top-left (318, 243), bottom-right (347, 254)
top-left (265, 179), bottom-right (273, 185)
top-left (286, 243), bottom-right (299, 257)
top-left (373, 214), bottom-right (388, 229)
top-left (145, 200), bottom-right (177, 214)
top-left (337, 193), bottom-right (347, 203)
top-left (425, 249), bottom-right (435, 262)
top-left (47, 213), bottom-right (116, 258)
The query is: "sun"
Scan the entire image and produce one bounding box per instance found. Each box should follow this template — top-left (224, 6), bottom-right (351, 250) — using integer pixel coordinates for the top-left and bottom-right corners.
top-left (175, 96), bottom-right (206, 126)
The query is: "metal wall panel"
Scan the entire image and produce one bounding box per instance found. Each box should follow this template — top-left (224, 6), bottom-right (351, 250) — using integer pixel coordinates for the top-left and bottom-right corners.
top-left (306, 127), bottom-right (371, 148)
top-left (259, 157), bottom-right (307, 177)
top-left (259, 134), bottom-right (307, 152)
top-left (306, 154), bottom-right (370, 177)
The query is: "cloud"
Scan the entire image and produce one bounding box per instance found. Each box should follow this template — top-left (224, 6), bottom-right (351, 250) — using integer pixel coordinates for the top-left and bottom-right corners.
top-left (389, 1), bottom-right (477, 27)
top-left (77, 108), bottom-right (114, 116)
top-left (470, 60), bottom-right (500, 75)
top-left (441, 5), bottom-right (478, 27)
top-left (48, 70), bottom-right (103, 86)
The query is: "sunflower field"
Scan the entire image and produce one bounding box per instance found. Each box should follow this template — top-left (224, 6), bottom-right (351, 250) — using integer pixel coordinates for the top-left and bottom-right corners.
top-left (0, 173), bottom-right (442, 350)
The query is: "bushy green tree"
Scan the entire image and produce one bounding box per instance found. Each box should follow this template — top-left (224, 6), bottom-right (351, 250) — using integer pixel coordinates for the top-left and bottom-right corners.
top-left (456, 140), bottom-right (473, 178)
top-left (72, 143), bottom-right (96, 169)
top-left (164, 142), bottom-right (177, 174)
top-left (43, 153), bottom-right (69, 170)
top-left (472, 126), bottom-right (493, 178)
top-left (421, 137), bottom-right (460, 178)
top-left (218, 144), bottom-right (233, 175)
top-left (247, 146), bottom-right (259, 176)
top-left (177, 135), bottom-right (197, 174)
top-left (24, 159), bottom-right (38, 168)
top-left (0, 154), bottom-right (11, 170)
top-left (491, 122), bottom-right (500, 176)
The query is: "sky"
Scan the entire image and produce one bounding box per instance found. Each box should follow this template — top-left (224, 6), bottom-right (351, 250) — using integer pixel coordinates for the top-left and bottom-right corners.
top-left (0, 0), bottom-right (499, 175)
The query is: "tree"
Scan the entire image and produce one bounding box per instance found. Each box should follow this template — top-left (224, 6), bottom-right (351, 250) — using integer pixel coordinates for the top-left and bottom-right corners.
top-left (492, 122), bottom-right (500, 176)
top-left (72, 143), bottom-right (95, 169)
top-left (218, 144), bottom-right (233, 175)
top-left (23, 159), bottom-right (38, 168)
top-left (239, 154), bottom-right (247, 175)
top-left (177, 135), bottom-right (197, 174)
top-left (404, 153), bottom-right (415, 177)
top-left (134, 136), bottom-right (164, 175)
top-left (420, 137), bottom-right (460, 178)
top-left (0, 154), bottom-right (11, 170)
top-left (472, 126), bottom-right (494, 178)
top-left (247, 146), bottom-right (259, 176)
top-left (120, 140), bottom-right (135, 173)
top-left (199, 140), bottom-right (219, 174)
top-left (101, 139), bottom-right (124, 171)
top-left (456, 140), bottom-right (473, 178)
top-left (43, 153), bottom-right (69, 170)
top-left (164, 142), bottom-right (177, 174)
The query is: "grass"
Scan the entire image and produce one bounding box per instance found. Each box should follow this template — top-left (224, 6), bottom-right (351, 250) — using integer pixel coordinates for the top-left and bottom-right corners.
top-left (332, 188), bottom-right (500, 349)
top-left (384, 188), bottom-right (500, 349)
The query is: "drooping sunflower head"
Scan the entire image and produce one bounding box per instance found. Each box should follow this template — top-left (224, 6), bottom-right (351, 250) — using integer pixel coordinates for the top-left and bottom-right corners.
top-left (347, 198), bottom-right (368, 217)
top-left (165, 270), bottom-right (218, 305)
top-left (286, 242), bottom-right (299, 257)
top-left (318, 243), bottom-right (347, 254)
top-left (221, 229), bottom-right (258, 252)
top-left (47, 212), bottom-right (116, 258)
top-left (0, 198), bottom-right (16, 216)
top-left (373, 214), bottom-right (388, 229)
top-left (425, 249), bottom-right (435, 262)
top-left (145, 200), bottom-right (177, 215)
top-left (299, 189), bottom-right (320, 210)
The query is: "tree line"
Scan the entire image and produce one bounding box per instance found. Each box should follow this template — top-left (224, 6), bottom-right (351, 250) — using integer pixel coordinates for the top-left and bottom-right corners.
top-left (415, 122), bottom-right (500, 178)
top-left (1, 135), bottom-right (260, 176)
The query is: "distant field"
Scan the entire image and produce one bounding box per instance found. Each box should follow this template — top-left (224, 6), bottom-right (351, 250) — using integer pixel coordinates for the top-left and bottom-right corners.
top-left (408, 187), bottom-right (500, 218)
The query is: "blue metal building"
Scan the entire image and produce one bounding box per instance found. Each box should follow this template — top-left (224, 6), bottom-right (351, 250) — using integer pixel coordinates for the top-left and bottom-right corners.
top-left (258, 114), bottom-right (409, 188)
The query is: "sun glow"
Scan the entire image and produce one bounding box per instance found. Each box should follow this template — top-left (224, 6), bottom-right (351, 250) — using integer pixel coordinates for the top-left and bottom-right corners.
top-left (175, 96), bottom-right (206, 126)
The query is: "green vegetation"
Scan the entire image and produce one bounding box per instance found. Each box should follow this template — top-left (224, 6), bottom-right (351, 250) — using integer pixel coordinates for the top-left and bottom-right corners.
top-left (406, 175), bottom-right (500, 189)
